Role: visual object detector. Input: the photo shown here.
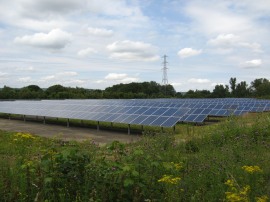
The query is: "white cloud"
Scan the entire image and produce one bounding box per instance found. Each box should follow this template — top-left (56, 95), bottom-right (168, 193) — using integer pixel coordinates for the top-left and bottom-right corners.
top-left (105, 73), bottom-right (127, 80)
top-left (87, 27), bottom-right (113, 37)
top-left (178, 48), bottom-right (202, 58)
top-left (37, 71), bottom-right (84, 87)
top-left (171, 82), bottom-right (182, 87)
top-left (107, 40), bottom-right (159, 61)
top-left (211, 82), bottom-right (225, 87)
top-left (95, 80), bottom-right (105, 84)
top-left (188, 78), bottom-right (211, 84)
top-left (185, 2), bottom-right (252, 35)
top-left (57, 71), bottom-right (78, 76)
top-left (17, 0), bottom-right (85, 18)
top-left (239, 42), bottom-right (262, 53)
top-left (243, 59), bottom-right (262, 68)
top-left (18, 77), bottom-right (32, 83)
top-left (16, 66), bottom-right (36, 72)
top-left (104, 73), bottom-right (139, 84)
top-left (41, 75), bottom-right (56, 81)
top-left (208, 34), bottom-right (262, 53)
top-left (77, 48), bottom-right (97, 57)
top-left (120, 77), bottom-right (139, 83)
top-left (63, 79), bottom-right (85, 86)
top-left (0, 72), bottom-right (8, 77)
top-left (208, 34), bottom-right (240, 47)
top-left (85, 0), bottom-right (141, 17)
top-left (14, 29), bottom-right (72, 49)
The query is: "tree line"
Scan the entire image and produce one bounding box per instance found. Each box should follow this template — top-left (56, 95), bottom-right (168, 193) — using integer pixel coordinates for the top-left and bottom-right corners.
top-left (0, 78), bottom-right (270, 99)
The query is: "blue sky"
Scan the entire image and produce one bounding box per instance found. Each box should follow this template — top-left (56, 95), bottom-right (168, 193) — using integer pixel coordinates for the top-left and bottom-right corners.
top-left (0, 0), bottom-right (269, 91)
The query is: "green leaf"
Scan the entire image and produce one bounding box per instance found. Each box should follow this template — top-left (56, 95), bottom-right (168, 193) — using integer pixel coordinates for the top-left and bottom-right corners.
top-left (124, 178), bottom-right (134, 187)
top-left (44, 177), bottom-right (53, 184)
top-left (134, 149), bottom-right (144, 156)
top-left (132, 170), bottom-right (139, 177)
top-left (150, 162), bottom-right (159, 167)
top-left (122, 165), bottom-right (131, 172)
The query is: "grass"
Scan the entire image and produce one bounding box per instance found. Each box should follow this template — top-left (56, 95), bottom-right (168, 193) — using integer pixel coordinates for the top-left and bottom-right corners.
top-left (0, 113), bottom-right (269, 201)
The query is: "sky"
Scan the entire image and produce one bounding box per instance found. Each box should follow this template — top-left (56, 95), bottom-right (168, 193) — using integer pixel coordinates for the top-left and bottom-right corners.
top-left (0, 0), bottom-right (269, 92)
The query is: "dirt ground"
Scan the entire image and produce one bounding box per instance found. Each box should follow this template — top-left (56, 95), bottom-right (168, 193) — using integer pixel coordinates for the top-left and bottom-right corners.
top-left (0, 118), bottom-right (141, 145)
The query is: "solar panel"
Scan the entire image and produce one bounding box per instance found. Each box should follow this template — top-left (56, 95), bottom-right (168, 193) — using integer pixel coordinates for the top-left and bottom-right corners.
top-left (1, 98), bottom-right (270, 128)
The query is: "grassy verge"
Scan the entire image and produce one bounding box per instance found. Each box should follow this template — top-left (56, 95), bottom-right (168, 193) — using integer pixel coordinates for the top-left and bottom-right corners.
top-left (0, 113), bottom-right (269, 201)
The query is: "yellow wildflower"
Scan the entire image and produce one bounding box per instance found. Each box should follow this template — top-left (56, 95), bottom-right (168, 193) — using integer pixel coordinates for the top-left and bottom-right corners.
top-left (239, 185), bottom-right (250, 196)
top-left (242, 165), bottom-right (263, 174)
top-left (256, 195), bottom-right (269, 202)
top-left (225, 179), bottom-right (235, 187)
top-left (158, 175), bottom-right (181, 185)
top-left (173, 162), bottom-right (183, 170)
top-left (15, 132), bottom-right (36, 140)
top-left (225, 192), bottom-right (244, 202)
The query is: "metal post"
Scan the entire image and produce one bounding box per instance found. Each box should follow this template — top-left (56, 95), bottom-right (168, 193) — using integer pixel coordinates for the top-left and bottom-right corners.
top-left (67, 118), bottom-right (70, 127)
top-left (161, 127), bottom-right (164, 132)
top-left (173, 125), bottom-right (176, 133)
top-left (97, 121), bottom-right (100, 131)
top-left (128, 124), bottom-right (131, 135)
top-left (43, 116), bottom-right (46, 124)
top-left (111, 122), bottom-right (113, 128)
top-left (141, 125), bottom-right (143, 131)
top-left (23, 115), bottom-right (26, 122)
top-left (8, 114), bottom-right (11, 120)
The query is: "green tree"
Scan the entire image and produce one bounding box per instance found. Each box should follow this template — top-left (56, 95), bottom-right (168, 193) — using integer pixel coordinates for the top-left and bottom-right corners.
top-left (250, 78), bottom-right (270, 97)
top-left (235, 81), bottom-right (250, 97)
top-left (19, 85), bottom-right (44, 99)
top-left (0, 86), bottom-right (18, 99)
top-left (45, 84), bottom-right (67, 98)
top-left (211, 84), bottom-right (230, 98)
top-left (229, 77), bottom-right (237, 97)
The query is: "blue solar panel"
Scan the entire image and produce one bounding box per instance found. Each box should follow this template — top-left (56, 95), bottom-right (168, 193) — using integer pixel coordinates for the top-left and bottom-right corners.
top-left (130, 115), bottom-right (148, 125)
top-left (159, 117), bottom-right (179, 127)
top-left (152, 108), bottom-right (169, 116)
top-left (194, 114), bottom-right (207, 122)
top-left (142, 108), bottom-right (158, 115)
top-left (141, 116), bottom-right (159, 125)
top-left (1, 98), bottom-right (270, 128)
top-left (150, 116), bottom-right (170, 126)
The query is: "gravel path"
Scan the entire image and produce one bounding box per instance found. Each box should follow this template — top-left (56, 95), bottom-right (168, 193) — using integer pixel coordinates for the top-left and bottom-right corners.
top-left (0, 118), bottom-right (141, 145)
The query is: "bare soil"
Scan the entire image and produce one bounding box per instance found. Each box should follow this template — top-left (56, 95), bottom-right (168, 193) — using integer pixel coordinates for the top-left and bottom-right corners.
top-left (0, 118), bottom-right (141, 145)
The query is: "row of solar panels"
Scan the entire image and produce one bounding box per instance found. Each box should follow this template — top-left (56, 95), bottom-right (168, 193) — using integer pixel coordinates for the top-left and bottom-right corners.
top-left (41, 98), bottom-right (270, 110)
top-left (0, 98), bottom-right (270, 127)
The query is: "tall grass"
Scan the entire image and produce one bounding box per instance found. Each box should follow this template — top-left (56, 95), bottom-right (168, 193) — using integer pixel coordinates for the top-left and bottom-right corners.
top-left (0, 113), bottom-right (269, 201)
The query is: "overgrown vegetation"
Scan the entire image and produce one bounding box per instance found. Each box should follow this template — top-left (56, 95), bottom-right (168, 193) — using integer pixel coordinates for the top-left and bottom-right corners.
top-left (0, 113), bottom-right (270, 201)
top-left (1, 77), bottom-right (270, 99)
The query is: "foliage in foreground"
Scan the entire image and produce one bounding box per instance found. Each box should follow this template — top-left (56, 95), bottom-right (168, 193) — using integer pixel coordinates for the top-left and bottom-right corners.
top-left (0, 114), bottom-right (270, 201)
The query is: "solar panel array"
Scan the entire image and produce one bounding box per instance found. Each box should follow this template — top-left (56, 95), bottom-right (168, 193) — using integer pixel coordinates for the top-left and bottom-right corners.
top-left (0, 98), bottom-right (270, 128)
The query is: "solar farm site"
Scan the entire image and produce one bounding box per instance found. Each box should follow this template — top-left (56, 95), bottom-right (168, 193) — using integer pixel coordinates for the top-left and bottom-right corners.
top-left (0, 98), bottom-right (270, 133)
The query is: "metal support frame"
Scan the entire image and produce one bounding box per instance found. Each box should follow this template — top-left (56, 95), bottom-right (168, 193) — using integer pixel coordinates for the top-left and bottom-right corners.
top-left (97, 121), bottom-right (100, 131)
top-left (128, 124), bottom-right (131, 135)
top-left (67, 118), bottom-right (70, 127)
